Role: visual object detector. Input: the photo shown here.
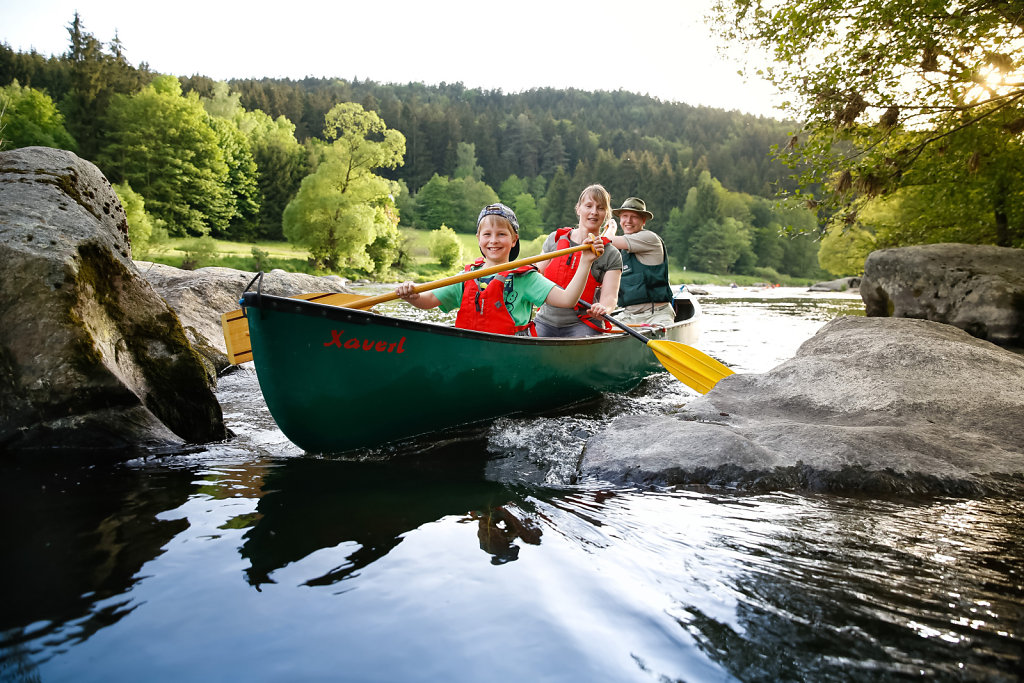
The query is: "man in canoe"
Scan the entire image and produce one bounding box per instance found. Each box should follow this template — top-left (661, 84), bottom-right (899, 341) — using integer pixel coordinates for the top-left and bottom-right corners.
top-left (533, 184), bottom-right (623, 337)
top-left (394, 203), bottom-right (605, 336)
top-left (606, 196), bottom-right (675, 327)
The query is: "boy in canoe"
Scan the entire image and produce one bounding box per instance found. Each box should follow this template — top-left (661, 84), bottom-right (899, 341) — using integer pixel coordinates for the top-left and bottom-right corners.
top-left (395, 203), bottom-right (604, 336)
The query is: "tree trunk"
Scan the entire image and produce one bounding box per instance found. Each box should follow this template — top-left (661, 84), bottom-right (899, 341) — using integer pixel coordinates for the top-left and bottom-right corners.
top-left (993, 177), bottom-right (1010, 247)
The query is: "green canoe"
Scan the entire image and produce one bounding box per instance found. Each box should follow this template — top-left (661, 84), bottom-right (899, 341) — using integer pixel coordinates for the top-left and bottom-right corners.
top-left (240, 290), bottom-right (700, 454)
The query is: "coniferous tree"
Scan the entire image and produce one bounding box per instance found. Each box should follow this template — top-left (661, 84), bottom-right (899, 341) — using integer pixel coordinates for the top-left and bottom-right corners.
top-left (240, 109), bottom-right (307, 240)
top-left (61, 13), bottom-right (148, 160)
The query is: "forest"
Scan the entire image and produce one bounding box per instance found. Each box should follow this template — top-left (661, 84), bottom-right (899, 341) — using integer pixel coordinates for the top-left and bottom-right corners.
top-left (0, 14), bottom-right (850, 280)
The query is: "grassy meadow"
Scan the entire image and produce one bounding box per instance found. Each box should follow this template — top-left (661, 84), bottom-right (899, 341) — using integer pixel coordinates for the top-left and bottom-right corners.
top-left (145, 229), bottom-right (816, 287)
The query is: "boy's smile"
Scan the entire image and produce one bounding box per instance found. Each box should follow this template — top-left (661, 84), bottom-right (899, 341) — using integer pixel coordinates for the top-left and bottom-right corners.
top-left (477, 218), bottom-right (517, 264)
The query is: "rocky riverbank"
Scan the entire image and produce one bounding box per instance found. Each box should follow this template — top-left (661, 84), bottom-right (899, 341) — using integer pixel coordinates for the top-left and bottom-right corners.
top-left (581, 315), bottom-right (1024, 494)
top-left (136, 261), bottom-right (354, 374)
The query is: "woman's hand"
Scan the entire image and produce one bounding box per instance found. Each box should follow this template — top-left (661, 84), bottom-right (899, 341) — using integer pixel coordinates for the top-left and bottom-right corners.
top-left (580, 235), bottom-right (604, 262)
top-left (395, 281), bottom-right (419, 301)
top-left (587, 302), bottom-right (609, 318)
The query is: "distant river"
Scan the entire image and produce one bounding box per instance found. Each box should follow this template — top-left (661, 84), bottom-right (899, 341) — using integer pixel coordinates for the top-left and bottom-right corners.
top-left (2, 287), bottom-right (1020, 682)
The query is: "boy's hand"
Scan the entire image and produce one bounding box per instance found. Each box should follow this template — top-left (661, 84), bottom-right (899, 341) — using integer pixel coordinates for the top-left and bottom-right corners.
top-left (395, 281), bottom-right (419, 301)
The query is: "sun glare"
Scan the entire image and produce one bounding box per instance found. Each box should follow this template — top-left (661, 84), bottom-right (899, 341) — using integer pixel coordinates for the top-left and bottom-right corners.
top-left (962, 36), bottom-right (1024, 104)
top-left (963, 64), bottom-right (1021, 104)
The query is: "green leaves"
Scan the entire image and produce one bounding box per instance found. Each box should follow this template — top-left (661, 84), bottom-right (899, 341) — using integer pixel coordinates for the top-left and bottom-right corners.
top-left (0, 80), bottom-right (77, 151)
top-left (413, 173), bottom-right (499, 234)
top-left (98, 80), bottom-right (232, 237)
top-left (711, 0), bottom-right (1024, 248)
top-left (282, 103), bottom-right (404, 275)
top-left (428, 225), bottom-right (463, 268)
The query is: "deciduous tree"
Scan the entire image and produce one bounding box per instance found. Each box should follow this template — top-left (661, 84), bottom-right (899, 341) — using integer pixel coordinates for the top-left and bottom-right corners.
top-left (0, 80), bottom-right (76, 150)
top-left (511, 193), bottom-right (543, 240)
top-left (712, 0), bottom-right (1024, 247)
top-left (208, 116), bottom-right (260, 240)
top-left (282, 103), bottom-right (404, 273)
top-left (429, 225), bottom-right (463, 268)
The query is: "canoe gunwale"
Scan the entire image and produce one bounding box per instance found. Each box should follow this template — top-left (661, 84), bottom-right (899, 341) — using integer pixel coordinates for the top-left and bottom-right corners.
top-left (240, 291), bottom-right (693, 346)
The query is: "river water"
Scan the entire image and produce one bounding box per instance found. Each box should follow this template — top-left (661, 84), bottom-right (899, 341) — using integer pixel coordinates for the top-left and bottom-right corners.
top-left (2, 287), bottom-right (1021, 682)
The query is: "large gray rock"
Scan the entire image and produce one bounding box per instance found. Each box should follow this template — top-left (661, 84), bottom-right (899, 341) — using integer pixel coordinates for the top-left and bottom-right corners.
top-left (0, 147), bottom-right (226, 452)
top-left (137, 262), bottom-right (354, 373)
top-left (581, 316), bottom-right (1024, 494)
top-left (860, 243), bottom-right (1024, 348)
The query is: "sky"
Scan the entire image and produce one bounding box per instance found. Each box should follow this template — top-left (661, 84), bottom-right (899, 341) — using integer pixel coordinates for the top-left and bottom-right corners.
top-left (1, 0), bottom-right (786, 118)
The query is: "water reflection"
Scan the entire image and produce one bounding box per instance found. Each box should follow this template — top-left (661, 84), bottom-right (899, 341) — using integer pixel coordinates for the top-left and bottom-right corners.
top-left (699, 294), bottom-right (865, 374)
top-left (529, 489), bottom-right (1024, 680)
top-left (469, 503), bottom-right (543, 564)
top-left (0, 458), bottom-right (194, 666)
top-left (239, 448), bottom-right (548, 587)
top-left (3, 456), bottom-right (1021, 682)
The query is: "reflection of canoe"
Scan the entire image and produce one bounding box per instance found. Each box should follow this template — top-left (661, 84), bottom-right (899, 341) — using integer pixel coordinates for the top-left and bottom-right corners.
top-left (239, 288), bottom-right (702, 454)
top-left (240, 456), bottom-right (521, 587)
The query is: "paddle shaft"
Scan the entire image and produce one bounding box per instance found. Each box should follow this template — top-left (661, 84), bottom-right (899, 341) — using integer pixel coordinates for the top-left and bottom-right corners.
top-left (351, 243), bottom-right (597, 310)
top-left (603, 313), bottom-right (653, 344)
top-left (576, 298), bottom-right (653, 342)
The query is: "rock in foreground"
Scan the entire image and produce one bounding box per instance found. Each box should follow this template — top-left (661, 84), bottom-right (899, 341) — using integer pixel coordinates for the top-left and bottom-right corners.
top-left (582, 316), bottom-right (1024, 494)
top-left (0, 147), bottom-right (226, 453)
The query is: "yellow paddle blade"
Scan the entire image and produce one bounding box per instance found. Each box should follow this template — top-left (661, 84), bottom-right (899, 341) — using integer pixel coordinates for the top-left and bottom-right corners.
top-left (220, 292), bottom-right (373, 364)
top-left (221, 308), bottom-right (254, 364)
top-left (646, 339), bottom-right (734, 394)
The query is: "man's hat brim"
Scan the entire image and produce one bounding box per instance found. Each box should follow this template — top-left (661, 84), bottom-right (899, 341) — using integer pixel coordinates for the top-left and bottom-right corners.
top-left (612, 207), bottom-right (653, 220)
top-left (612, 197), bottom-right (653, 220)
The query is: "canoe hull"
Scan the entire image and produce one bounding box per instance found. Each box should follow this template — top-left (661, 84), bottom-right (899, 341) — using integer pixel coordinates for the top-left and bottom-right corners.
top-left (242, 292), bottom-right (699, 453)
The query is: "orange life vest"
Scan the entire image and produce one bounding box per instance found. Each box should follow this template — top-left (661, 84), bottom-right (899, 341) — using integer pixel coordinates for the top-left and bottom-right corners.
top-left (542, 228), bottom-right (613, 332)
top-left (454, 259), bottom-right (538, 335)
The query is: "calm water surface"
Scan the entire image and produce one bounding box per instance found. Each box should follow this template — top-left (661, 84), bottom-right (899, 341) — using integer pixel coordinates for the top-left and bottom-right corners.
top-left (2, 287), bottom-right (1021, 682)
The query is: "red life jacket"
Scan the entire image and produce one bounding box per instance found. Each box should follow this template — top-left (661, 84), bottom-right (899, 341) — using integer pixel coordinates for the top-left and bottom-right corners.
top-left (454, 259), bottom-right (538, 335)
top-left (543, 228), bottom-right (614, 332)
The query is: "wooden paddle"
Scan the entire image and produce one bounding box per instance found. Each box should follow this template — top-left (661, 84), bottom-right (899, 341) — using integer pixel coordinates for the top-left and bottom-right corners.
top-left (580, 300), bottom-right (734, 394)
top-left (221, 243), bottom-right (598, 365)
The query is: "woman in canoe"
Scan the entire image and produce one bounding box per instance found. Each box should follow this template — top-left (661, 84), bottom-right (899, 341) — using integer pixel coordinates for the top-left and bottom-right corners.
top-left (394, 203), bottom-right (605, 336)
top-left (532, 184), bottom-right (623, 337)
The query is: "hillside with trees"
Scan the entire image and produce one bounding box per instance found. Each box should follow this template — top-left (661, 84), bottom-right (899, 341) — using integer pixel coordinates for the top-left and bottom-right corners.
top-left (2, 13), bottom-right (827, 281)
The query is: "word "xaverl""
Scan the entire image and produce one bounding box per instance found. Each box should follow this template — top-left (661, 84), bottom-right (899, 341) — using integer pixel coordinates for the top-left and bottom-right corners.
top-left (324, 330), bottom-right (406, 353)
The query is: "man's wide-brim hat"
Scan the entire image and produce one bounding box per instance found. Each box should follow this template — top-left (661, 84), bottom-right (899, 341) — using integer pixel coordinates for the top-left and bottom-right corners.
top-left (612, 197), bottom-right (653, 220)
